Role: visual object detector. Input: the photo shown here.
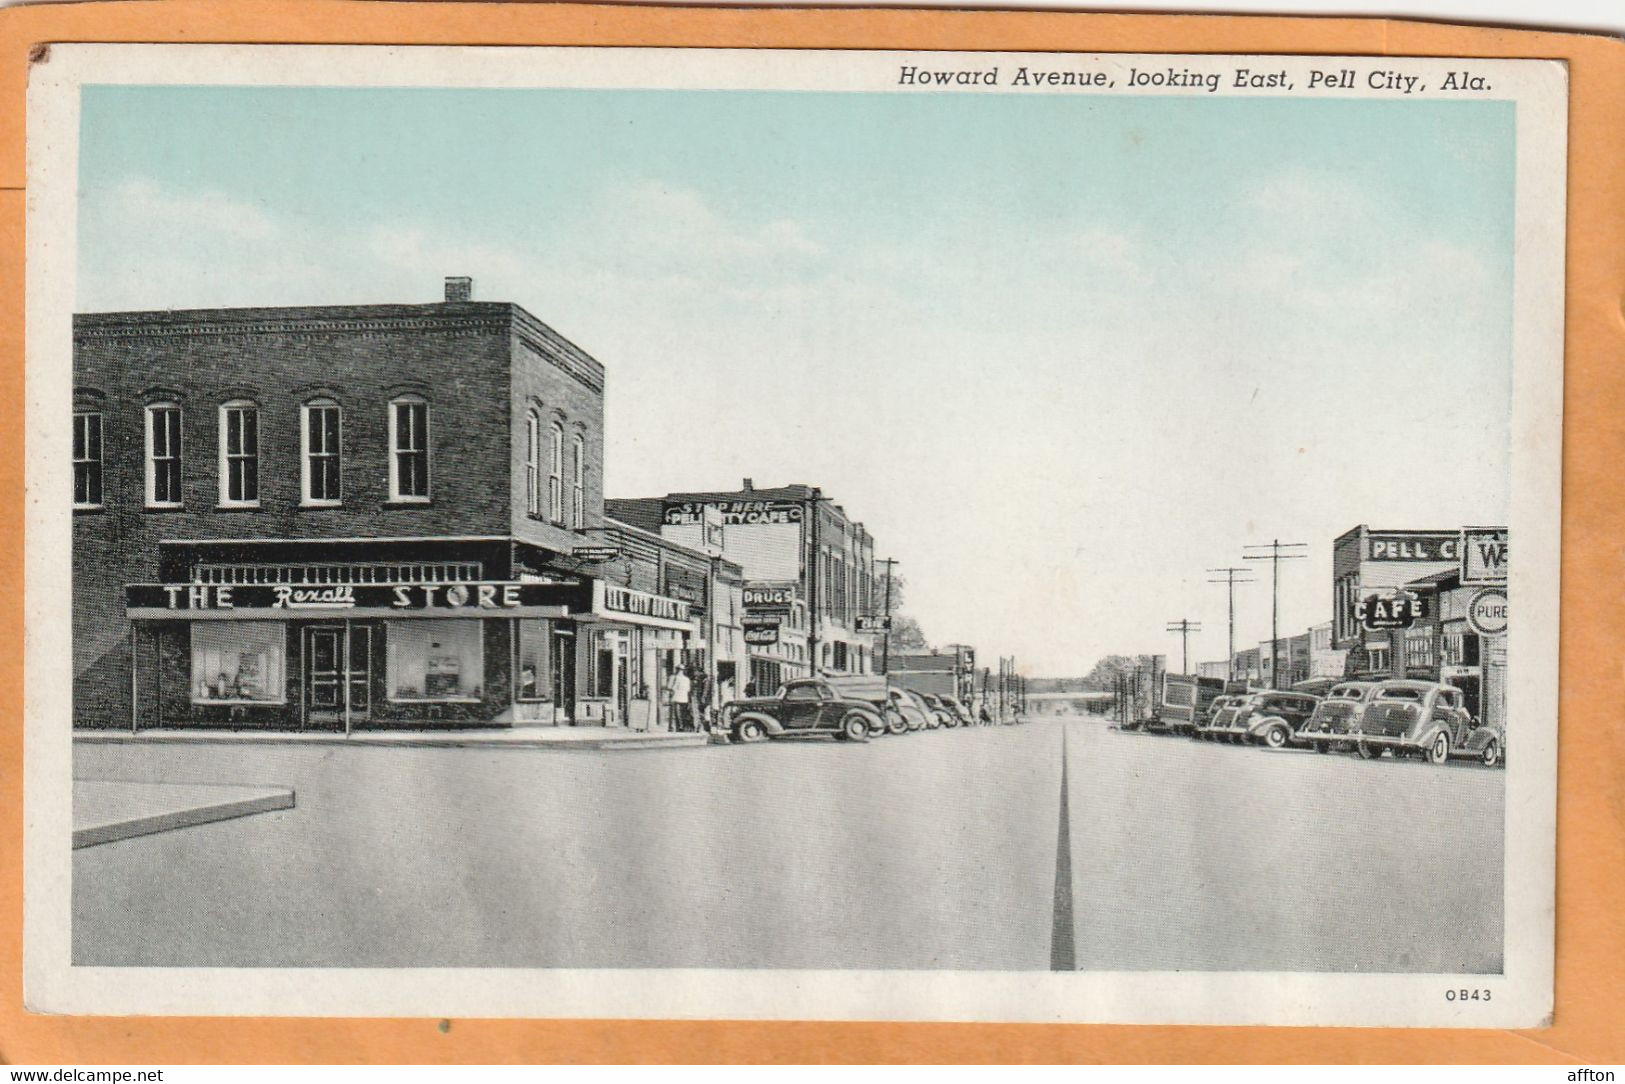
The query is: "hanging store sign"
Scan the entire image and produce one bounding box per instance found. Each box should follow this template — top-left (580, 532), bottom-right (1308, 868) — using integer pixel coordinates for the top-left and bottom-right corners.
top-left (1357, 590), bottom-right (1429, 630)
top-left (742, 614), bottom-right (782, 631)
top-left (855, 615), bottom-right (892, 632)
top-left (743, 585), bottom-right (796, 609)
top-left (664, 500), bottom-right (804, 527)
top-left (744, 626), bottom-right (781, 646)
top-left (662, 567), bottom-right (708, 608)
top-left (126, 581), bottom-right (589, 615)
top-left (1460, 527), bottom-right (1509, 585)
top-left (1466, 588), bottom-right (1508, 637)
top-left (1364, 532), bottom-right (1460, 562)
top-left (571, 546), bottom-right (622, 562)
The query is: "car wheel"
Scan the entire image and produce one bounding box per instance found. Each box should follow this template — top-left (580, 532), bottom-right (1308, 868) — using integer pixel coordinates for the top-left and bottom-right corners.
top-left (735, 719), bottom-right (767, 743)
top-left (1263, 724), bottom-right (1290, 750)
top-left (1480, 739), bottom-right (1500, 768)
top-left (1314, 742), bottom-right (1331, 754)
top-left (1356, 741), bottom-right (1381, 760)
top-left (1426, 732), bottom-right (1451, 765)
top-left (842, 713), bottom-right (870, 743)
top-left (886, 713), bottom-right (908, 736)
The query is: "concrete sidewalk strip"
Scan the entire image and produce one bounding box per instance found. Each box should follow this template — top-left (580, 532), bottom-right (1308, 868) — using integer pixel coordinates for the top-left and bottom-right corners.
top-left (73, 780), bottom-right (296, 849)
top-left (74, 728), bottom-right (711, 751)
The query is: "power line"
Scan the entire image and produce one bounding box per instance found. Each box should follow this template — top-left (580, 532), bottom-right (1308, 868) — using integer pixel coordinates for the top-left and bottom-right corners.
top-left (1243, 540), bottom-right (1307, 687)
top-left (1207, 567), bottom-right (1256, 683)
top-left (1164, 618), bottom-right (1203, 676)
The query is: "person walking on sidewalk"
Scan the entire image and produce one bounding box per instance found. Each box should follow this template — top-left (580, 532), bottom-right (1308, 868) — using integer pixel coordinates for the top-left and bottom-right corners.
top-left (665, 666), bottom-right (693, 732)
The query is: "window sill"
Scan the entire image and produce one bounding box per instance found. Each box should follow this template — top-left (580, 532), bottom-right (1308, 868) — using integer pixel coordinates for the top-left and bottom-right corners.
top-left (387, 697), bottom-right (482, 705)
top-left (298, 501), bottom-right (344, 510)
top-left (73, 505), bottom-right (105, 515)
top-left (214, 503), bottom-right (263, 512)
top-left (385, 498), bottom-right (433, 507)
top-left (143, 504), bottom-right (186, 513)
top-left (192, 699), bottom-right (288, 707)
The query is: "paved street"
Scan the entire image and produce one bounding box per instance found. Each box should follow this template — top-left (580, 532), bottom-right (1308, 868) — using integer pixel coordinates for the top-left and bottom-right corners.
top-left (73, 719), bottom-right (1503, 972)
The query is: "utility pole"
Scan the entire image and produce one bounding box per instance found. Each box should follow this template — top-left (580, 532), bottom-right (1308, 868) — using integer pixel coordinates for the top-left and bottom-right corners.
top-left (1243, 540), bottom-right (1307, 688)
top-left (1164, 618), bottom-right (1202, 675)
top-left (876, 557), bottom-right (898, 676)
top-left (1207, 567), bottom-right (1256, 683)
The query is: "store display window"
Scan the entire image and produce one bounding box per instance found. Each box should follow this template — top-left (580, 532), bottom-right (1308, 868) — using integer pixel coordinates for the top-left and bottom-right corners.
top-left (387, 620), bottom-right (483, 701)
top-left (192, 621), bottom-right (286, 703)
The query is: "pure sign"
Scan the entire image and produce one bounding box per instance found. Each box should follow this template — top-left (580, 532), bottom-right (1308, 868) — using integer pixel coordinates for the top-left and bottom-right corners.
top-left (1466, 588), bottom-right (1508, 637)
top-left (1358, 591), bottom-right (1427, 630)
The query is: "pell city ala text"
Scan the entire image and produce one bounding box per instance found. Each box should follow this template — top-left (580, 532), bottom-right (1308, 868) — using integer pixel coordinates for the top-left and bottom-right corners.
top-left (895, 64), bottom-right (1494, 94)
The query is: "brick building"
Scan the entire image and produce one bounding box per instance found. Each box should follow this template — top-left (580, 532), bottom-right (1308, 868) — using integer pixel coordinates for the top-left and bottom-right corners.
top-left (607, 481), bottom-right (878, 694)
top-left (74, 278), bottom-right (704, 731)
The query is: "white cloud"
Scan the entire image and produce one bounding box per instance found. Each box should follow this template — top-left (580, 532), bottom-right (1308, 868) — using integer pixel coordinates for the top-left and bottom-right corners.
top-left (104, 176), bottom-right (278, 241)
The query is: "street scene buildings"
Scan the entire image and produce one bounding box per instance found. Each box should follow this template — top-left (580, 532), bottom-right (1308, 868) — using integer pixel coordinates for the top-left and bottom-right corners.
top-left (73, 278), bottom-right (1004, 735)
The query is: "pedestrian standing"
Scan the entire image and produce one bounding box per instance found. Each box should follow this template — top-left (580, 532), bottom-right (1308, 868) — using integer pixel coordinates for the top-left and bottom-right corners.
top-left (666, 666), bottom-right (693, 732)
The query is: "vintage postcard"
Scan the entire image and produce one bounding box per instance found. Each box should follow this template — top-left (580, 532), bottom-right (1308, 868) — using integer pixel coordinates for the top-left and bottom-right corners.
top-left (23, 43), bottom-right (1563, 1027)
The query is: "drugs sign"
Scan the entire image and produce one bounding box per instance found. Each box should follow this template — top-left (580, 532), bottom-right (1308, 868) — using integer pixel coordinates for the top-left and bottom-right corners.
top-left (1466, 588), bottom-right (1508, 637)
top-left (743, 585), bottom-right (795, 609)
top-left (1358, 591), bottom-right (1428, 630)
top-left (1460, 527), bottom-right (1509, 585)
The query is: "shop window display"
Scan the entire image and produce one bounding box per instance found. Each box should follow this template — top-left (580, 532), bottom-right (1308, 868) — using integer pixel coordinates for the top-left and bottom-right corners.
top-left (387, 620), bottom-right (482, 701)
top-left (192, 621), bottom-right (286, 703)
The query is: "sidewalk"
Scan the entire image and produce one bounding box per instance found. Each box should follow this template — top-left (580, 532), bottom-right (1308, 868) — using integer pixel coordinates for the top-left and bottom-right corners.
top-left (75, 726), bottom-right (712, 751)
top-left (74, 780), bottom-right (295, 849)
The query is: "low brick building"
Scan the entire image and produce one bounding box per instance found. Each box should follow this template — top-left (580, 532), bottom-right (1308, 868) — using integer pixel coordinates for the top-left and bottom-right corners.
top-left (73, 278), bottom-right (698, 731)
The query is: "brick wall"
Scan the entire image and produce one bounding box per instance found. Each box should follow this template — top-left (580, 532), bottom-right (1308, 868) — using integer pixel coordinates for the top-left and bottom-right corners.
top-left (71, 302), bottom-right (554, 726)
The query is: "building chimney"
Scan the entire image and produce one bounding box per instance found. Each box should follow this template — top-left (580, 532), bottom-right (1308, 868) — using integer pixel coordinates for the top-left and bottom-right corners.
top-left (742, 478), bottom-right (754, 491)
top-left (444, 276), bottom-right (473, 303)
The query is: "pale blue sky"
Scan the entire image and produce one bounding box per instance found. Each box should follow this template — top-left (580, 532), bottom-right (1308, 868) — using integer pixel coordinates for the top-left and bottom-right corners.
top-left (77, 86), bottom-right (1516, 674)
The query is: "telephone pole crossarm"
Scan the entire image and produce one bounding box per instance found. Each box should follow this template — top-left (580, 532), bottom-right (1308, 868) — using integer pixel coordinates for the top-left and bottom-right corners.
top-left (1242, 541), bottom-right (1308, 687)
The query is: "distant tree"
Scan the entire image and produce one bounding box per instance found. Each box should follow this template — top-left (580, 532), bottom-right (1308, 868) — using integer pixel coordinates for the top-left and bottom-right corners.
top-left (876, 567), bottom-right (930, 653)
top-left (1081, 654), bottom-right (1155, 691)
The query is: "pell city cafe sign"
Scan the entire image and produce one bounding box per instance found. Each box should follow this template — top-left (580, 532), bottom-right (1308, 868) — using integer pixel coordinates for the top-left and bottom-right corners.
top-left (126, 581), bottom-right (589, 616)
top-left (1357, 589), bottom-right (1429, 631)
top-left (1365, 532), bottom-right (1460, 562)
top-left (663, 500), bottom-right (805, 527)
top-left (1466, 588), bottom-right (1509, 637)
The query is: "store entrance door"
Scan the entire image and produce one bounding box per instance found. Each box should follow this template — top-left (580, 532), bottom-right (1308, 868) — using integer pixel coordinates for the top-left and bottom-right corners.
top-left (550, 626), bottom-right (576, 723)
top-left (305, 624), bottom-right (372, 731)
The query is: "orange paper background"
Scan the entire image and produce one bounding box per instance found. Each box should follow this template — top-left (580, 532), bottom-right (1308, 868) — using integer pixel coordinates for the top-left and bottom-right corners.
top-left (1, 2), bottom-right (1621, 1064)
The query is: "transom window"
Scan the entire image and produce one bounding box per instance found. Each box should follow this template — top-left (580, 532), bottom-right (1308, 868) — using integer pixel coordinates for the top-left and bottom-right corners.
top-left (72, 411), bottom-right (103, 508)
top-left (389, 396), bottom-right (430, 502)
top-left (218, 400), bottom-right (260, 506)
top-left (145, 402), bottom-right (183, 507)
top-left (301, 399), bottom-right (342, 506)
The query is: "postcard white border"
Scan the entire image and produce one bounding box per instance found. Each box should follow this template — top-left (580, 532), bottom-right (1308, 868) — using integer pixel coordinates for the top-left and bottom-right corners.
top-left (25, 44), bottom-right (1565, 1026)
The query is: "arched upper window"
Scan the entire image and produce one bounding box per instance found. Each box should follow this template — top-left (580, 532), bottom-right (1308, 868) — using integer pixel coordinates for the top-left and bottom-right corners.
top-left (547, 421), bottom-right (564, 523)
top-left (300, 398), bottom-right (342, 506)
top-left (525, 411), bottom-right (542, 517)
top-left (144, 401), bottom-right (183, 508)
top-left (571, 433), bottom-right (586, 528)
top-left (218, 399), bottom-right (260, 507)
top-left (388, 394), bottom-right (430, 502)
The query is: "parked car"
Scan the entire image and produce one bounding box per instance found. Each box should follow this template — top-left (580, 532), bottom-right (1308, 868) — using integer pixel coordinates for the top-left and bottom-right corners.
top-left (1205, 690), bottom-right (1322, 747)
top-left (1289, 677), bottom-right (1342, 698)
top-left (1193, 694), bottom-right (1246, 741)
top-left (721, 679), bottom-right (884, 743)
top-left (885, 686), bottom-right (932, 732)
top-left (1341, 679), bottom-right (1504, 766)
top-left (1298, 681), bottom-right (1384, 753)
top-left (1157, 673), bottom-right (1227, 735)
top-left (917, 691), bottom-right (959, 728)
top-left (937, 694), bottom-right (975, 727)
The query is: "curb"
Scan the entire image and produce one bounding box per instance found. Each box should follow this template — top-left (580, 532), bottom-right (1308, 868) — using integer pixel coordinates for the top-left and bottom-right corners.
top-left (74, 731), bottom-right (712, 751)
